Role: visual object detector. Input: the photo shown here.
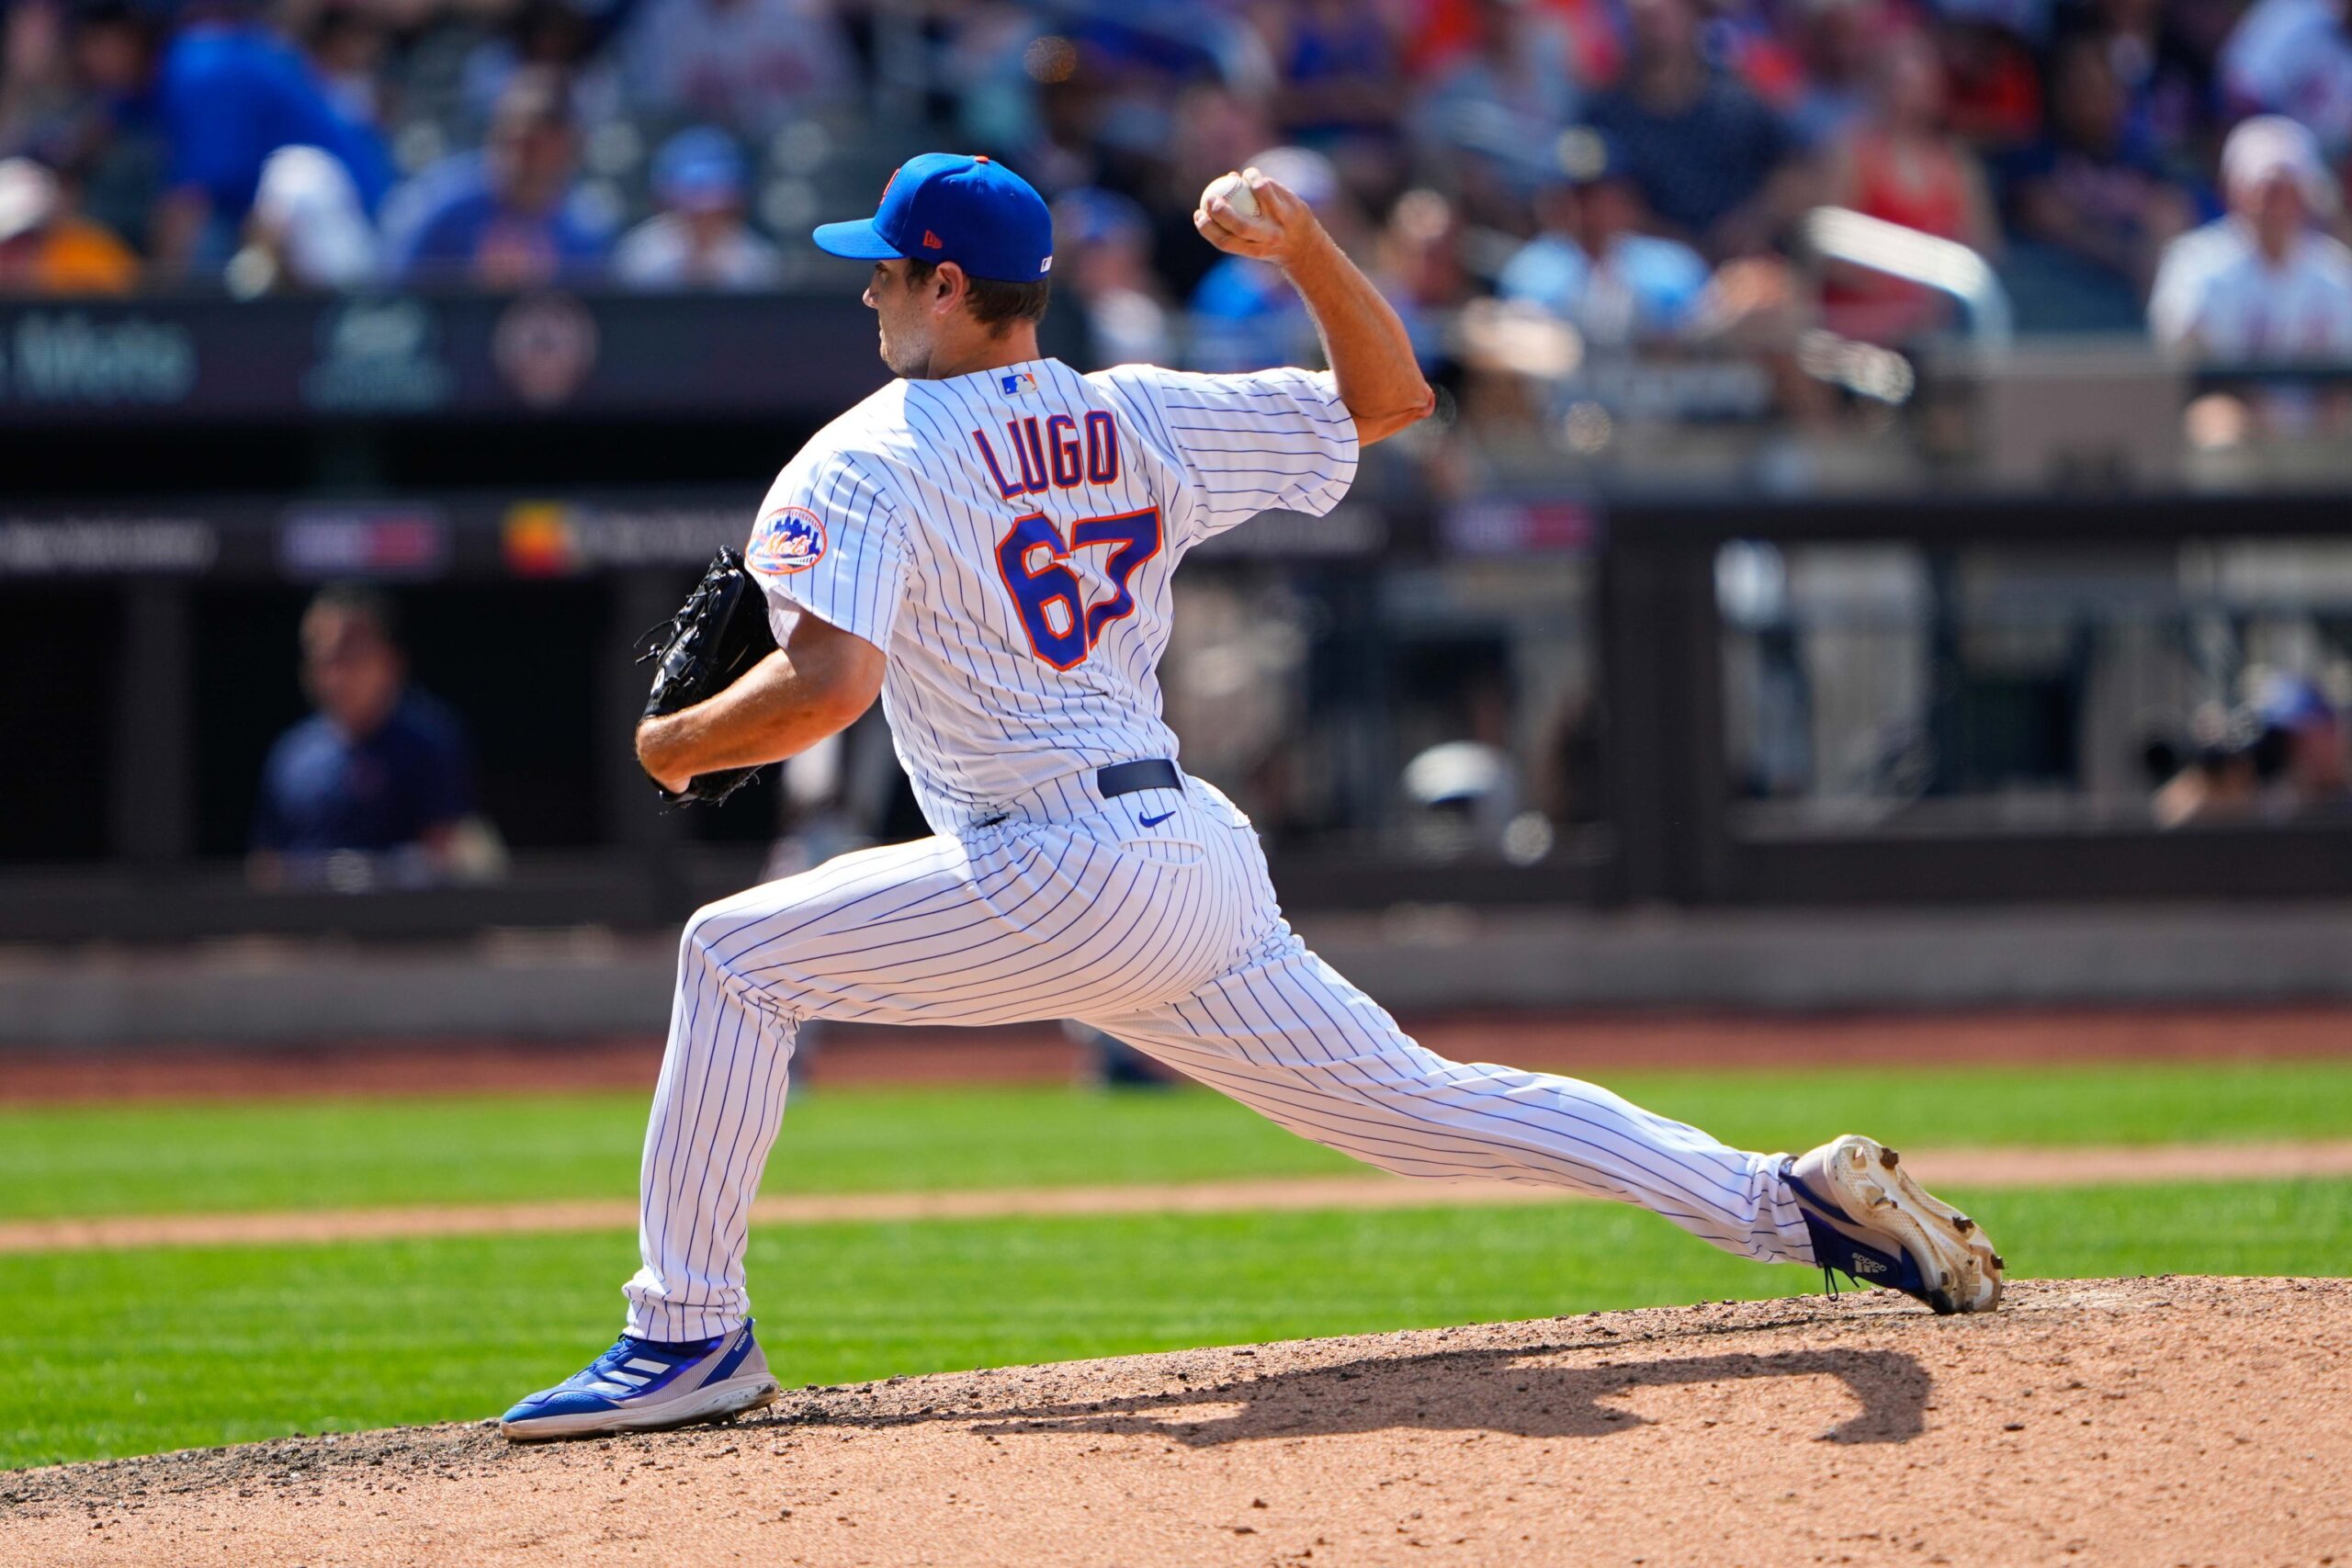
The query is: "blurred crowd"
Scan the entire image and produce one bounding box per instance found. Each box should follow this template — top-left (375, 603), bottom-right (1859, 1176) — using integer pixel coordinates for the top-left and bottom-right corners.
top-left (2148, 668), bottom-right (2350, 826)
top-left (0, 0), bottom-right (2350, 364)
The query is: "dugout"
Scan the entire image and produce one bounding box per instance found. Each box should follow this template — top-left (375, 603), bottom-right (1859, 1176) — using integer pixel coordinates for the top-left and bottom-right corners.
top-left (5, 293), bottom-right (2352, 943)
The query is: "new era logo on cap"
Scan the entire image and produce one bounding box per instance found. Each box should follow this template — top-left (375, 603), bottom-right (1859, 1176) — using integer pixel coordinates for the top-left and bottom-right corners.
top-left (809, 152), bottom-right (1055, 285)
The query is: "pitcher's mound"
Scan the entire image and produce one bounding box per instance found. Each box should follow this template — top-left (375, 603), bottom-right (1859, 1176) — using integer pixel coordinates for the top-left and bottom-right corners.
top-left (7, 1276), bottom-right (2346, 1565)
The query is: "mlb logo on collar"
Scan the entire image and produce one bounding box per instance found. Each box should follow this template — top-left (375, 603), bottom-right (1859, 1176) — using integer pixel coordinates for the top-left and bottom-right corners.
top-left (748, 506), bottom-right (827, 575)
top-left (1001, 370), bottom-right (1039, 395)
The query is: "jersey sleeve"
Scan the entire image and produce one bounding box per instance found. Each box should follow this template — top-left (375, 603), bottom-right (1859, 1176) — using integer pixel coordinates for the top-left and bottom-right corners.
top-left (745, 446), bottom-right (909, 652)
top-left (1103, 365), bottom-right (1361, 542)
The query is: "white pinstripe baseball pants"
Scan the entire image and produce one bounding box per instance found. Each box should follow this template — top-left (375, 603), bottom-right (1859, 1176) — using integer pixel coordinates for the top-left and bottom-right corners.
top-left (623, 772), bottom-right (1816, 1340)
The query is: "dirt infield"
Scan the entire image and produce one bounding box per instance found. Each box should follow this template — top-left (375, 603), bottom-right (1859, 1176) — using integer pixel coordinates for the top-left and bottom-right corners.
top-left (7, 1004), bottom-right (2350, 1103)
top-left (4, 1277), bottom-right (2343, 1566)
top-left (9, 1140), bottom-right (2352, 1256)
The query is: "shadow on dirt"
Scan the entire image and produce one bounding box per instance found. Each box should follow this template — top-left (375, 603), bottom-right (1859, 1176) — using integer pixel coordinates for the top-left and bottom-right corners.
top-left (926, 1345), bottom-right (1930, 1448)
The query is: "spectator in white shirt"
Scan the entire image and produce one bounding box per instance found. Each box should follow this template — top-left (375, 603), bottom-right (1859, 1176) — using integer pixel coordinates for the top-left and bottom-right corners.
top-left (2149, 115), bottom-right (2352, 362)
top-left (229, 143), bottom-right (378, 293)
top-left (612, 127), bottom-right (782, 292)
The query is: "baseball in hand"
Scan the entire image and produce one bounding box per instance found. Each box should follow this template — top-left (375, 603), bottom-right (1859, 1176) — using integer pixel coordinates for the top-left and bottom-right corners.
top-left (1202, 170), bottom-right (1260, 219)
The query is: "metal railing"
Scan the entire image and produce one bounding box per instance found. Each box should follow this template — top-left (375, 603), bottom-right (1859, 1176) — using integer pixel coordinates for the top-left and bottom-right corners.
top-left (1800, 206), bottom-right (2014, 349)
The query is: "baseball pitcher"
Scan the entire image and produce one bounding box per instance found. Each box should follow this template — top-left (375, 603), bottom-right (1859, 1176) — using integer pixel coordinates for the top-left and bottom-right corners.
top-left (500, 153), bottom-right (2002, 1439)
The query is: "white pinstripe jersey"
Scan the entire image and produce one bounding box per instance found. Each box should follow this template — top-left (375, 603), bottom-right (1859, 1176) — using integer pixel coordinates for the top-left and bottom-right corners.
top-left (746, 357), bottom-right (1359, 831)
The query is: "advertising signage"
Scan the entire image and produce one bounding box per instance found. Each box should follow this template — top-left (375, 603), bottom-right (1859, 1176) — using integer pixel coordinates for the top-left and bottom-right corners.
top-left (0, 292), bottom-right (890, 424)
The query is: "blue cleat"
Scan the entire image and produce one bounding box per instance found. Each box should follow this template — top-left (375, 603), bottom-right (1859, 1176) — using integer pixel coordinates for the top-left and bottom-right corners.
top-left (500, 1320), bottom-right (779, 1440)
top-left (1786, 1135), bottom-right (2004, 1315)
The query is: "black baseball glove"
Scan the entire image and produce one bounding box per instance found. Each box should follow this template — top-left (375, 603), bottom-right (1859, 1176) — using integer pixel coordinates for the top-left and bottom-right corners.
top-left (636, 547), bottom-right (779, 804)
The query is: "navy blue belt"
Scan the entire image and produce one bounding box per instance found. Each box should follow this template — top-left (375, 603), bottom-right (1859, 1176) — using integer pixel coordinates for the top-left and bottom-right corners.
top-left (1097, 759), bottom-right (1180, 798)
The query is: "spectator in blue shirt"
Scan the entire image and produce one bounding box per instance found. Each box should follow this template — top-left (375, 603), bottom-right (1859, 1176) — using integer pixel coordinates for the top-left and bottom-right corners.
top-left (149, 2), bottom-right (392, 273)
top-left (1585, 0), bottom-right (1805, 259)
top-left (51, 1), bottom-right (173, 254)
top-left (1267, 0), bottom-right (1401, 146)
top-left (251, 585), bottom-right (490, 889)
top-left (1499, 133), bottom-right (1713, 348)
top-left (383, 68), bottom-right (614, 287)
top-left (2001, 31), bottom-right (2195, 315)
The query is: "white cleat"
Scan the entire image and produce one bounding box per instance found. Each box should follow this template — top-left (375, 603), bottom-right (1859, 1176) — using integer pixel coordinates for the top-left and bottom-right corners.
top-left (1786, 1134), bottom-right (2004, 1314)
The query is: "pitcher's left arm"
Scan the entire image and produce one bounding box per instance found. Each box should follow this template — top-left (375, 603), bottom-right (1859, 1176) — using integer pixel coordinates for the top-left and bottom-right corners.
top-left (637, 611), bottom-right (881, 795)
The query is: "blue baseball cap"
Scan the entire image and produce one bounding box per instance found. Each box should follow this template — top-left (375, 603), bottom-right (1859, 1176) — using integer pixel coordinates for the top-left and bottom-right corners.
top-left (811, 152), bottom-right (1053, 284)
top-left (2257, 672), bottom-right (2335, 731)
top-left (652, 127), bottom-right (746, 212)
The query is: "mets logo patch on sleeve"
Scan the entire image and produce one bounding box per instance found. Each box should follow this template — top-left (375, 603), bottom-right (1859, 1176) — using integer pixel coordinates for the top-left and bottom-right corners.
top-left (747, 507), bottom-right (827, 575)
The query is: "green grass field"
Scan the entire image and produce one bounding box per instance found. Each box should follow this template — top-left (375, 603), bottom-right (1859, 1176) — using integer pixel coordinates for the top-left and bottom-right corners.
top-left (8, 1058), bottom-right (2351, 1218)
top-left (6, 1059), bottom-right (2349, 1472)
